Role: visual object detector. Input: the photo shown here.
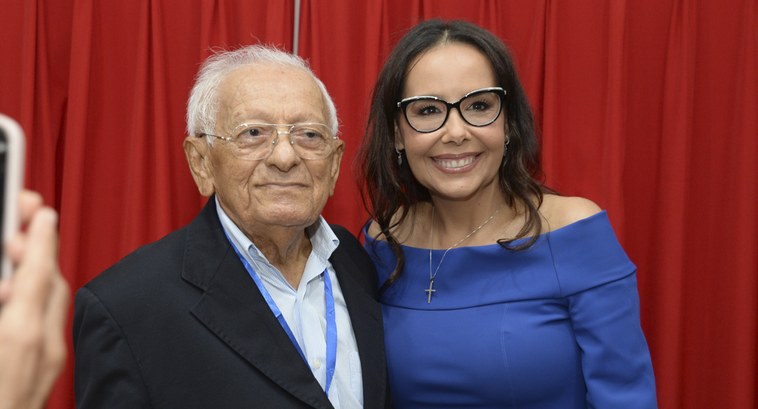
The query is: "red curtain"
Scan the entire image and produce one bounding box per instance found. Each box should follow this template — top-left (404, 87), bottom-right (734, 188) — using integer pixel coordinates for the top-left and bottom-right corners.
top-left (0, 1), bottom-right (755, 408)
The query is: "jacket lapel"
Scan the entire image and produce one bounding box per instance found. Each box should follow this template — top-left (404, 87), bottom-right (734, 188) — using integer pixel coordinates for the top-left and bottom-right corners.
top-left (330, 247), bottom-right (388, 409)
top-left (182, 200), bottom-right (333, 409)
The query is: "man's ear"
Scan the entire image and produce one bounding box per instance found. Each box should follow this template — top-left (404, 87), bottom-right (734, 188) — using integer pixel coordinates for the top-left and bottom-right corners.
top-left (328, 141), bottom-right (345, 197)
top-left (183, 136), bottom-right (215, 196)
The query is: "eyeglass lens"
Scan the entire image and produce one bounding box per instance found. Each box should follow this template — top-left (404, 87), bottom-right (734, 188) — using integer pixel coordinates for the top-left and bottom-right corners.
top-left (230, 123), bottom-right (334, 160)
top-left (403, 89), bottom-right (503, 133)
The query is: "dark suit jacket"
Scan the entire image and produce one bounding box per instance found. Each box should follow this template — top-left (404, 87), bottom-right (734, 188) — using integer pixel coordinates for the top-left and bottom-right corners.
top-left (73, 200), bottom-right (391, 408)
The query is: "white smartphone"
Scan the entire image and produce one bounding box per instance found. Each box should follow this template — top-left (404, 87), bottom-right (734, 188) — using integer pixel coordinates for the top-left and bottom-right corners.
top-left (0, 114), bottom-right (25, 280)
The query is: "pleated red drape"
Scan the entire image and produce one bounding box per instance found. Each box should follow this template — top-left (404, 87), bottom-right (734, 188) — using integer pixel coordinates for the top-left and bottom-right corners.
top-left (0, 1), bottom-right (755, 408)
top-left (1, 1), bottom-right (292, 407)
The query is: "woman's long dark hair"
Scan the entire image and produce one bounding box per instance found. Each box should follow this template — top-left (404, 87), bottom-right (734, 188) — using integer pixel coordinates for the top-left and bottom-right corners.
top-left (356, 19), bottom-right (550, 290)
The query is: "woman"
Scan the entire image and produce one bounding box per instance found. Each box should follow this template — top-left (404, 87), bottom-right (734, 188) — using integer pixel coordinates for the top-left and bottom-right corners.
top-left (357, 20), bottom-right (657, 408)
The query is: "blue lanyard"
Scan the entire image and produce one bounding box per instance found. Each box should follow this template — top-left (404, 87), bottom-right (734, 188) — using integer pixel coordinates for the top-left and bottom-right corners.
top-left (225, 235), bottom-right (337, 394)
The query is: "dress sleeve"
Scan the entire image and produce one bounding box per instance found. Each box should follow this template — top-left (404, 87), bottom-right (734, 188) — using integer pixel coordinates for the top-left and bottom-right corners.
top-left (550, 213), bottom-right (657, 408)
top-left (73, 286), bottom-right (153, 409)
top-left (566, 272), bottom-right (658, 408)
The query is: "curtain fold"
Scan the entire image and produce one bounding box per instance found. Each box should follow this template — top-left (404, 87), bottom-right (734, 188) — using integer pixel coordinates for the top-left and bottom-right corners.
top-left (298, 0), bottom-right (391, 230)
top-left (2, 2), bottom-right (294, 408)
top-left (652, 0), bottom-right (695, 406)
top-left (0, 1), bottom-right (754, 408)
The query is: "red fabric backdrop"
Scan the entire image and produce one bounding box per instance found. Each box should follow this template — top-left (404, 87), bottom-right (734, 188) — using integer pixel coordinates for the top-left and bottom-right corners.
top-left (0, 0), bottom-right (755, 408)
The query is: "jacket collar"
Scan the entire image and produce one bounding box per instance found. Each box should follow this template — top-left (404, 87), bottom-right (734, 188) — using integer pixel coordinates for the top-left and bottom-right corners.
top-left (181, 198), bottom-right (387, 408)
top-left (183, 199), bottom-right (334, 408)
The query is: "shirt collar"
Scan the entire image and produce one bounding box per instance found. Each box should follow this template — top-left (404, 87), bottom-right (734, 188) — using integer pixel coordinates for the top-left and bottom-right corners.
top-left (214, 197), bottom-right (339, 269)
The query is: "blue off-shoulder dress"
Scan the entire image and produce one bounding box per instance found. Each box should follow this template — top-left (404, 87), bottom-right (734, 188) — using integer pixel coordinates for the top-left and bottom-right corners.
top-left (363, 211), bottom-right (657, 409)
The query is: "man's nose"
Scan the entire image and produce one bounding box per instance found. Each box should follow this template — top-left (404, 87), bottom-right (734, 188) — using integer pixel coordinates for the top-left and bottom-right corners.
top-left (265, 129), bottom-right (300, 168)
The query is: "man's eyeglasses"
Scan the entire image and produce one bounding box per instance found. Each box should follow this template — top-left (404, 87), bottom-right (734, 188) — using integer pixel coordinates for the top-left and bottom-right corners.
top-left (198, 123), bottom-right (339, 160)
top-left (397, 87), bottom-right (506, 133)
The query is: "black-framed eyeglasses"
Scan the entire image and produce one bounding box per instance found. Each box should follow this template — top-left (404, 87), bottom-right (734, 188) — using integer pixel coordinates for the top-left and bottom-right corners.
top-left (197, 122), bottom-right (339, 161)
top-left (397, 87), bottom-right (506, 133)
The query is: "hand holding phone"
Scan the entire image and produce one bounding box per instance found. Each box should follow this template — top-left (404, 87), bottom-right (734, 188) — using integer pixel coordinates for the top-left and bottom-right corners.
top-left (0, 114), bottom-right (26, 280)
top-left (0, 117), bottom-right (66, 409)
top-left (0, 194), bottom-right (67, 409)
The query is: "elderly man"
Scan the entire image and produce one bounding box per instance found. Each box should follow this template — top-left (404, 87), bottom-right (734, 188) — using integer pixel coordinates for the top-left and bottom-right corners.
top-left (73, 45), bottom-right (391, 408)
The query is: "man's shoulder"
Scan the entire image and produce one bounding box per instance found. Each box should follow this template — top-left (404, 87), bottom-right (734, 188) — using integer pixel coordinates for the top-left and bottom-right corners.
top-left (330, 224), bottom-right (367, 259)
top-left (330, 224), bottom-right (358, 244)
top-left (329, 224), bottom-right (379, 293)
top-left (83, 224), bottom-right (191, 298)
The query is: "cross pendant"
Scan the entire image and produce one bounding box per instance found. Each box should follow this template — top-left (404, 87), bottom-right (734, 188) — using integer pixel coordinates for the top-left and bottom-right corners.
top-left (425, 278), bottom-right (436, 303)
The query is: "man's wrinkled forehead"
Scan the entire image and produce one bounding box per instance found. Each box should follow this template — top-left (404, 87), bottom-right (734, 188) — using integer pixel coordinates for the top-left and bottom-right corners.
top-left (215, 64), bottom-right (328, 128)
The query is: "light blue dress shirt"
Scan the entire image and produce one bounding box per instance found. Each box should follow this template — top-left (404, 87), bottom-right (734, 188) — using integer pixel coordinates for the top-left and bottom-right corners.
top-left (216, 199), bottom-right (364, 408)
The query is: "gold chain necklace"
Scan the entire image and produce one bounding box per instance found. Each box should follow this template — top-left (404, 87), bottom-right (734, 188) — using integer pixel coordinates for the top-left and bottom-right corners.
top-left (425, 205), bottom-right (502, 303)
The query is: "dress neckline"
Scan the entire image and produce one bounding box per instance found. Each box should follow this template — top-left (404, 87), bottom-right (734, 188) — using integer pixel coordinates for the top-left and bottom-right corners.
top-left (364, 210), bottom-right (608, 251)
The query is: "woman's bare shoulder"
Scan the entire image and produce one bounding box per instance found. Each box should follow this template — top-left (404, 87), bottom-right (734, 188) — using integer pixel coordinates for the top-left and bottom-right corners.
top-left (366, 219), bottom-right (383, 239)
top-left (539, 194), bottom-right (602, 232)
top-left (365, 204), bottom-right (430, 244)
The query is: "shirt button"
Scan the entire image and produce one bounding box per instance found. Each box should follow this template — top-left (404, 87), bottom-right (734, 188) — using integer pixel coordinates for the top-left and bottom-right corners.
top-left (313, 359), bottom-right (322, 369)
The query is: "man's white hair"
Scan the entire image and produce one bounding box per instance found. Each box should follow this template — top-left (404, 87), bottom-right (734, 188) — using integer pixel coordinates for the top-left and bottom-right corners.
top-left (186, 45), bottom-right (339, 141)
